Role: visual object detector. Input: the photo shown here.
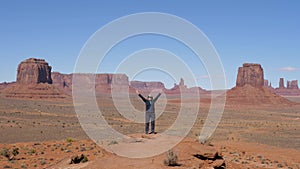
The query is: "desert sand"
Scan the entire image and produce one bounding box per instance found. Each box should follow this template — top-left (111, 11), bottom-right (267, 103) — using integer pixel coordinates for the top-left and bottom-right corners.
top-left (0, 94), bottom-right (299, 169)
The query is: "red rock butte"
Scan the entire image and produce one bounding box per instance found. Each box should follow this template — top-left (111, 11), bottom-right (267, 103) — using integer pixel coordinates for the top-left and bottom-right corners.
top-left (236, 63), bottom-right (264, 88)
top-left (2, 58), bottom-right (67, 100)
top-left (17, 58), bottom-right (52, 84)
top-left (227, 63), bottom-right (293, 105)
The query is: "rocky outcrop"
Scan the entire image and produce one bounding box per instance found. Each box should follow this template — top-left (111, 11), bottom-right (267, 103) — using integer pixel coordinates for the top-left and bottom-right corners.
top-left (264, 79), bottom-right (274, 90)
top-left (227, 63), bottom-right (293, 105)
top-left (51, 72), bottom-right (72, 88)
top-left (236, 63), bottom-right (264, 88)
top-left (287, 80), bottom-right (299, 89)
top-left (279, 78), bottom-right (285, 89)
top-left (17, 58), bottom-right (52, 84)
top-left (130, 81), bottom-right (165, 91)
top-left (51, 72), bottom-right (129, 94)
top-left (2, 58), bottom-right (68, 100)
top-left (264, 79), bottom-right (269, 87)
top-left (274, 79), bottom-right (300, 96)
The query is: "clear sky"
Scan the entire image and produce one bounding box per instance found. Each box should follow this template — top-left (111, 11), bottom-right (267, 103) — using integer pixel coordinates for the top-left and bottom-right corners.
top-left (0, 0), bottom-right (299, 89)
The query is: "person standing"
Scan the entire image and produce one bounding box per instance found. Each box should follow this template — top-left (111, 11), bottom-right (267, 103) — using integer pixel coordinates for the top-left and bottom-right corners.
top-left (136, 90), bottom-right (161, 134)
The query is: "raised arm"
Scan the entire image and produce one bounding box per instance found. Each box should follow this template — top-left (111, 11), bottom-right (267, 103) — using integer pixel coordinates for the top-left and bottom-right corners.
top-left (153, 93), bottom-right (161, 102)
top-left (136, 90), bottom-right (147, 102)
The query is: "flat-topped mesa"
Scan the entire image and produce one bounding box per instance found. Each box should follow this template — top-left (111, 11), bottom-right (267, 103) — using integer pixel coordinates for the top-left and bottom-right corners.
top-left (17, 58), bottom-right (52, 84)
top-left (130, 81), bottom-right (165, 90)
top-left (236, 63), bottom-right (264, 88)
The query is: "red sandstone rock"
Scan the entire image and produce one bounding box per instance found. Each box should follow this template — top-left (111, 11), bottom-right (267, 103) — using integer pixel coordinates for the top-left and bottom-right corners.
top-left (273, 79), bottom-right (300, 96)
top-left (236, 63), bottom-right (264, 88)
top-left (264, 79), bottom-right (269, 87)
top-left (17, 58), bottom-right (52, 84)
top-left (287, 80), bottom-right (299, 89)
top-left (227, 63), bottom-right (293, 105)
top-left (130, 81), bottom-right (165, 91)
top-left (279, 78), bottom-right (285, 89)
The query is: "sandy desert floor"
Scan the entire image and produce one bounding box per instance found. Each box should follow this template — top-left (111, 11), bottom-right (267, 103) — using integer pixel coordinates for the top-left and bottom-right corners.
top-left (0, 94), bottom-right (299, 168)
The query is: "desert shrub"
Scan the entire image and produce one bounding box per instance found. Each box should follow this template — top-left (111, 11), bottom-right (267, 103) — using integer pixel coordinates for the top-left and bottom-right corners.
top-left (66, 137), bottom-right (75, 143)
top-left (28, 148), bottom-right (36, 155)
top-left (108, 140), bottom-right (118, 145)
top-left (70, 154), bottom-right (88, 164)
top-left (0, 148), bottom-right (10, 158)
top-left (163, 150), bottom-right (179, 166)
top-left (12, 147), bottom-right (19, 156)
top-left (81, 154), bottom-right (88, 163)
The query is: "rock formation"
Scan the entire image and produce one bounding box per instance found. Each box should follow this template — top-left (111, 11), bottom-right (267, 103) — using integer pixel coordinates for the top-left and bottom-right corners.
top-left (2, 58), bottom-right (68, 100)
top-left (51, 72), bottom-right (72, 88)
top-left (287, 80), bottom-right (299, 89)
top-left (130, 81), bottom-right (165, 91)
top-left (264, 79), bottom-right (274, 90)
top-left (17, 58), bottom-right (52, 84)
top-left (274, 79), bottom-right (300, 96)
top-left (179, 78), bottom-right (186, 87)
top-left (227, 63), bottom-right (293, 105)
top-left (279, 78), bottom-right (285, 89)
top-left (236, 63), bottom-right (264, 88)
top-left (51, 72), bottom-right (129, 94)
top-left (264, 79), bottom-right (269, 87)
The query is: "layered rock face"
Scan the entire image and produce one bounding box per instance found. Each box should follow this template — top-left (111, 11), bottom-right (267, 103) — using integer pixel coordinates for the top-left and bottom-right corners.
top-left (236, 63), bottom-right (264, 88)
top-left (279, 78), bottom-right (285, 89)
top-left (52, 72), bottom-right (129, 94)
top-left (264, 80), bottom-right (269, 87)
top-left (264, 79), bottom-right (273, 89)
top-left (273, 78), bottom-right (300, 96)
top-left (227, 63), bottom-right (292, 105)
top-left (130, 81), bottom-right (165, 91)
top-left (287, 80), bottom-right (299, 89)
top-left (17, 58), bottom-right (52, 84)
top-left (2, 58), bottom-right (68, 100)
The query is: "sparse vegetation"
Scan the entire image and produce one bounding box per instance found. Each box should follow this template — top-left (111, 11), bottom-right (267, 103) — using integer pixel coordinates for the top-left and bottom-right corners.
top-left (1, 147), bottom-right (20, 161)
top-left (28, 148), bottom-right (36, 155)
top-left (0, 148), bottom-right (10, 159)
top-left (12, 147), bottom-right (19, 156)
top-left (163, 149), bottom-right (179, 166)
top-left (66, 137), bottom-right (75, 143)
top-left (108, 140), bottom-right (118, 145)
top-left (70, 154), bottom-right (89, 164)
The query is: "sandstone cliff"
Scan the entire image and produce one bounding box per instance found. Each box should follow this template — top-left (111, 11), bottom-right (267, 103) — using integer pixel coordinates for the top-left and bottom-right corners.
top-left (2, 58), bottom-right (67, 100)
top-left (227, 63), bottom-right (293, 105)
top-left (236, 63), bottom-right (264, 88)
top-left (17, 58), bottom-right (52, 84)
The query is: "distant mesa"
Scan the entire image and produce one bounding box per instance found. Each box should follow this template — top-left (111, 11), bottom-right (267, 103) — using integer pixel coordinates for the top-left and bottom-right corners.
top-left (52, 72), bottom-right (129, 95)
top-left (277, 78), bottom-right (299, 90)
top-left (272, 78), bottom-right (300, 96)
top-left (0, 58), bottom-right (299, 101)
top-left (130, 81), bottom-right (165, 91)
top-left (2, 58), bottom-right (67, 100)
top-left (287, 80), bottom-right (299, 89)
top-left (227, 63), bottom-right (293, 105)
top-left (53, 72), bottom-right (207, 95)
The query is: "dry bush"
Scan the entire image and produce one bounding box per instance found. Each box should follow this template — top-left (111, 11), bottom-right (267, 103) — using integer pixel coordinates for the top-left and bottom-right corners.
top-left (163, 149), bottom-right (179, 166)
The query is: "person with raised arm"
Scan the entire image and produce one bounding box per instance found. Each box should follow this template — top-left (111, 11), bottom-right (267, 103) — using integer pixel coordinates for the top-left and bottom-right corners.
top-left (136, 90), bottom-right (161, 134)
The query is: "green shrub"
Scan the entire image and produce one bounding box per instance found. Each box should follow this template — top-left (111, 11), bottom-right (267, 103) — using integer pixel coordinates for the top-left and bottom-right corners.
top-left (66, 137), bottom-right (75, 143)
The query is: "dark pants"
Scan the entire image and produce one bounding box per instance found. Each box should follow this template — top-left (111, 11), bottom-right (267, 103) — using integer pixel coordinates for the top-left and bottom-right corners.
top-left (145, 112), bottom-right (155, 134)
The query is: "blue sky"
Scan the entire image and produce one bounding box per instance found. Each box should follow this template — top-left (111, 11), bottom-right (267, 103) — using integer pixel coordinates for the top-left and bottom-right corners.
top-left (0, 1), bottom-right (299, 89)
